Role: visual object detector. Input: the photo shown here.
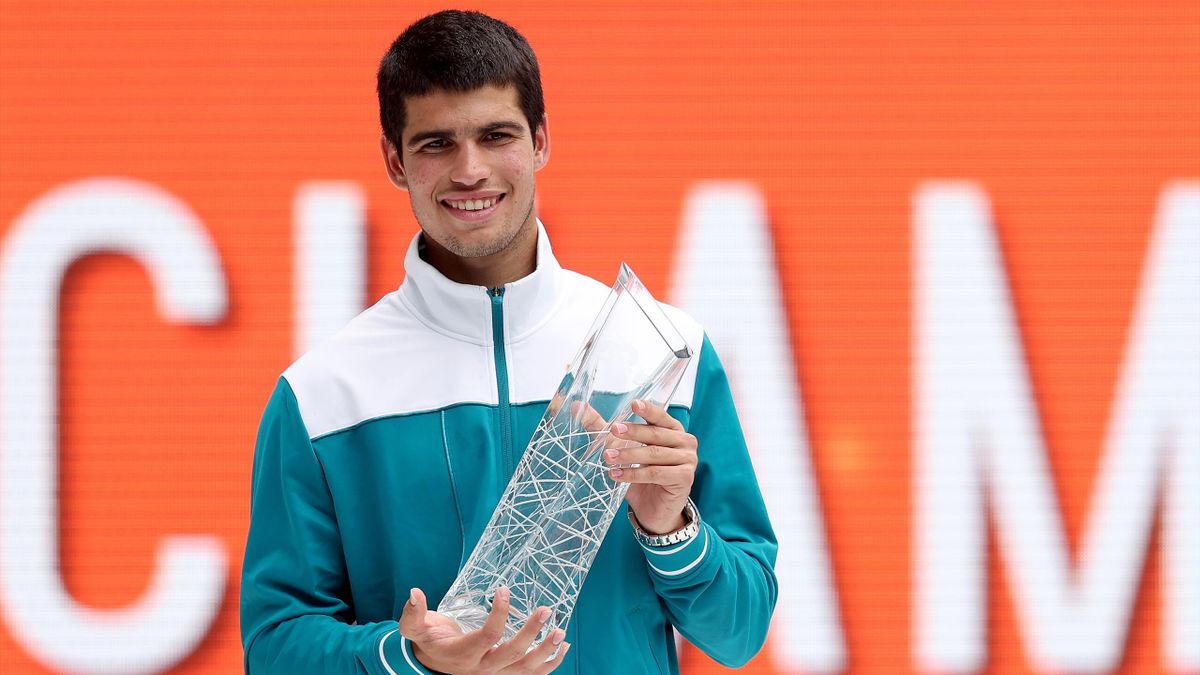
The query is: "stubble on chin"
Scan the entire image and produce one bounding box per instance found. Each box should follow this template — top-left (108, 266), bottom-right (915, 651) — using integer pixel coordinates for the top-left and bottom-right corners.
top-left (442, 231), bottom-right (516, 258)
top-left (438, 192), bottom-right (536, 259)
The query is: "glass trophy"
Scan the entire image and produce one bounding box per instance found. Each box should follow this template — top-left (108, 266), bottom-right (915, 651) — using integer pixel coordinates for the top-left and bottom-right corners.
top-left (437, 263), bottom-right (692, 645)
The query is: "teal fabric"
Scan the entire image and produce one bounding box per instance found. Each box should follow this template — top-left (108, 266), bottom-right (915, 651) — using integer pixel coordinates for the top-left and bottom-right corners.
top-left (489, 287), bottom-right (516, 478)
top-left (241, 335), bottom-right (778, 673)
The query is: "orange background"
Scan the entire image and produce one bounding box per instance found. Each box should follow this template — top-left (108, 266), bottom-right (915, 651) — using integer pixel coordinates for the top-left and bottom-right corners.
top-left (1, 1), bottom-right (1198, 672)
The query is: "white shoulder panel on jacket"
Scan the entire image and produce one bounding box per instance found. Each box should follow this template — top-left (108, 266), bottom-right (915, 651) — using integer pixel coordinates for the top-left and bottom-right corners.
top-left (282, 292), bottom-right (496, 439)
top-left (281, 270), bottom-right (709, 440)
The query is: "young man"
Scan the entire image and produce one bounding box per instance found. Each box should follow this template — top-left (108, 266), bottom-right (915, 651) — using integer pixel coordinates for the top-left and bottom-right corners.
top-left (241, 10), bottom-right (777, 674)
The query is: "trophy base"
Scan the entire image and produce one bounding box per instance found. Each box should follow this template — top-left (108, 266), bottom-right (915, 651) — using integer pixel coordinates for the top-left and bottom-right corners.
top-left (440, 602), bottom-right (492, 635)
top-left (441, 600), bottom-right (552, 647)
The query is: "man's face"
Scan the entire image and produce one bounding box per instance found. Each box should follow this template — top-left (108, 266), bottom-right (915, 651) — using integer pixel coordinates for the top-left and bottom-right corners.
top-left (382, 84), bottom-right (549, 260)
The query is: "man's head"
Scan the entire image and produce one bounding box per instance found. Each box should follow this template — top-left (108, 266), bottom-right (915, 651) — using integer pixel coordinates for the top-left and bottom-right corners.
top-left (377, 11), bottom-right (549, 281)
top-left (377, 10), bottom-right (544, 154)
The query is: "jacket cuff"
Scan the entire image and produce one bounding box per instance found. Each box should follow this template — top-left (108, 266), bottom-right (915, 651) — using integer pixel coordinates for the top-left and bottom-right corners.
top-left (639, 520), bottom-right (714, 579)
top-left (378, 628), bottom-right (437, 675)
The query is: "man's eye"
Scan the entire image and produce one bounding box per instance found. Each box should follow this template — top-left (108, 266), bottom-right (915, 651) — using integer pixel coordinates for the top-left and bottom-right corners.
top-left (421, 140), bottom-right (448, 151)
top-left (484, 132), bottom-right (512, 142)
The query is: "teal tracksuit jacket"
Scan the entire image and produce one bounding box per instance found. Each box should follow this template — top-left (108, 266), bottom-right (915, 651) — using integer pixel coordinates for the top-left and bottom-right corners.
top-left (240, 223), bottom-right (778, 673)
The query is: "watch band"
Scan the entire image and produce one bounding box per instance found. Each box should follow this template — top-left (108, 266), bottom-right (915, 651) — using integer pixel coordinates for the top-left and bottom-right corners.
top-left (628, 498), bottom-right (701, 547)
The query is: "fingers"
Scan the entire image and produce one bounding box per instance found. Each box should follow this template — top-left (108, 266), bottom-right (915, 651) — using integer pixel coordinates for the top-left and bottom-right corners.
top-left (484, 606), bottom-right (553, 667)
top-left (573, 399), bottom-right (686, 448)
top-left (609, 463), bottom-right (694, 487)
top-left (541, 642), bottom-right (571, 673)
top-left (517, 628), bottom-right (570, 674)
top-left (471, 587), bottom-right (511, 650)
top-left (611, 405), bottom-right (691, 450)
top-left (610, 421), bottom-right (679, 448)
top-left (611, 421), bottom-right (692, 448)
top-left (604, 400), bottom-right (695, 476)
top-left (632, 399), bottom-right (684, 430)
top-left (546, 391), bottom-right (567, 417)
top-left (397, 587), bottom-right (428, 639)
top-left (569, 400), bottom-right (606, 433)
top-left (604, 444), bottom-right (693, 468)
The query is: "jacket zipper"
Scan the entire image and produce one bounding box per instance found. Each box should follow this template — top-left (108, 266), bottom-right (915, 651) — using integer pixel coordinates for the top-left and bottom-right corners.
top-left (489, 287), bottom-right (514, 481)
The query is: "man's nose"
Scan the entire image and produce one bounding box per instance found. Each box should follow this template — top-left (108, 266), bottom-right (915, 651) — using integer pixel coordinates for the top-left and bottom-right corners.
top-left (450, 142), bottom-right (489, 186)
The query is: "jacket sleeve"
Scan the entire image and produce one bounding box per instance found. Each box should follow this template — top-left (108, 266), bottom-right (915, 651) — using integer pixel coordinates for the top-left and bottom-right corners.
top-left (240, 377), bottom-right (433, 675)
top-left (646, 335), bottom-right (779, 667)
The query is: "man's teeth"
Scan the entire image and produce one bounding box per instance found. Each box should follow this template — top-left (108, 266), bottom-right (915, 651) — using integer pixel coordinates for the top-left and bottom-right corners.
top-left (446, 197), bottom-right (499, 211)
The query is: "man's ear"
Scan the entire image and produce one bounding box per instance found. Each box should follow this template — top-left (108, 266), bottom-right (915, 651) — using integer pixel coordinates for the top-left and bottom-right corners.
top-left (380, 134), bottom-right (408, 190)
top-left (533, 114), bottom-right (551, 172)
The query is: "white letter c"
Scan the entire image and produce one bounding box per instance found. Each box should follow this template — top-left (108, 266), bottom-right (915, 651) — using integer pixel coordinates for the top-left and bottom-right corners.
top-left (0, 178), bottom-right (227, 674)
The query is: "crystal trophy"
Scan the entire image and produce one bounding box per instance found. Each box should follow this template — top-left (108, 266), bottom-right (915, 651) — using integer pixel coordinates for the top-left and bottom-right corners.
top-left (437, 263), bottom-right (692, 644)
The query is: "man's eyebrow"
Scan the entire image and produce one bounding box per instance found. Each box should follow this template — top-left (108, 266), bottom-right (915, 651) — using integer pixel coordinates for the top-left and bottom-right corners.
top-left (405, 121), bottom-right (526, 149)
top-left (479, 121), bottom-right (526, 136)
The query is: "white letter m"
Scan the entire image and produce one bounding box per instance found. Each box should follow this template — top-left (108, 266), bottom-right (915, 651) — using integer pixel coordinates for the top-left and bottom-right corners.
top-left (914, 183), bottom-right (1200, 673)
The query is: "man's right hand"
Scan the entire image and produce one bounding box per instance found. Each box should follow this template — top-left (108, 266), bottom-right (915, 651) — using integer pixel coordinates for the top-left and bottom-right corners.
top-left (398, 587), bottom-right (570, 674)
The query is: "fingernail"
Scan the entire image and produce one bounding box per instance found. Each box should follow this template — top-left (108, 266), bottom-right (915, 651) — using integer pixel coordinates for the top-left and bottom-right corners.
top-left (614, 422), bottom-right (628, 435)
top-left (538, 608), bottom-right (551, 621)
top-left (633, 399), bottom-right (644, 411)
top-left (552, 630), bottom-right (565, 645)
top-left (497, 587), bottom-right (509, 601)
top-left (408, 588), bottom-right (417, 606)
top-left (610, 468), bottom-right (623, 478)
top-left (604, 449), bottom-right (619, 460)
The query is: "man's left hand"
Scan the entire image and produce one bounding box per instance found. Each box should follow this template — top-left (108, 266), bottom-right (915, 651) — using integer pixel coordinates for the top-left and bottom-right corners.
top-left (603, 399), bottom-right (698, 534)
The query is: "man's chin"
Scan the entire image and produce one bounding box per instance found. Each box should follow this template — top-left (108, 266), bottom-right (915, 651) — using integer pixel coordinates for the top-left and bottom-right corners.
top-left (441, 228), bottom-right (516, 259)
top-left (438, 207), bottom-right (507, 235)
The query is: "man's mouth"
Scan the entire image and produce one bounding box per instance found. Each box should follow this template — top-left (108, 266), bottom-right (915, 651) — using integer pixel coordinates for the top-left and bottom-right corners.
top-left (442, 195), bottom-right (503, 211)
top-left (440, 193), bottom-right (506, 223)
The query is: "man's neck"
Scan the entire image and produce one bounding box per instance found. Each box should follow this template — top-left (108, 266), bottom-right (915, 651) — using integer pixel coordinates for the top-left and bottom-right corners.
top-left (419, 220), bottom-right (538, 289)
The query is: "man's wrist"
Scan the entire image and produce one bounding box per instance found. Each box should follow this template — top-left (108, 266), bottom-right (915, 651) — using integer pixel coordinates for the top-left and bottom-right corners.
top-left (409, 642), bottom-right (448, 675)
top-left (638, 512), bottom-right (686, 535)
top-left (628, 499), bottom-right (700, 547)
top-left (381, 629), bottom-right (438, 675)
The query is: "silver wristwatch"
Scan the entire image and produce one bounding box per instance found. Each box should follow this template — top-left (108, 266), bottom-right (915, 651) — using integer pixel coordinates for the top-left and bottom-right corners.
top-left (628, 498), bottom-right (701, 547)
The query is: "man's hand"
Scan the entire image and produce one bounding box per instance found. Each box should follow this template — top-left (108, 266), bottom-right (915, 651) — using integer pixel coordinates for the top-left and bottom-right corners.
top-left (398, 587), bottom-right (569, 674)
top-left (604, 399), bottom-right (698, 534)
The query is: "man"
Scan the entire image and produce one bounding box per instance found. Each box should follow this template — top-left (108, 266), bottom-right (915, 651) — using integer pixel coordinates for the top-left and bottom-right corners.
top-left (241, 10), bottom-right (777, 674)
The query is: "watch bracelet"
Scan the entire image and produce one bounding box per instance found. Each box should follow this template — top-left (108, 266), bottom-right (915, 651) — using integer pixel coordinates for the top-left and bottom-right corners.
top-left (628, 498), bottom-right (700, 547)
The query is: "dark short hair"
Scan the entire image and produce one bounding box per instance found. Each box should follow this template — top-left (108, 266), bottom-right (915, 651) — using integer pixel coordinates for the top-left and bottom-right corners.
top-left (377, 10), bottom-right (545, 149)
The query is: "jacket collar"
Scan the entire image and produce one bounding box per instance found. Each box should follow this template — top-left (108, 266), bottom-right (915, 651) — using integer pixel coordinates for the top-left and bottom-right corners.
top-left (398, 220), bottom-right (565, 345)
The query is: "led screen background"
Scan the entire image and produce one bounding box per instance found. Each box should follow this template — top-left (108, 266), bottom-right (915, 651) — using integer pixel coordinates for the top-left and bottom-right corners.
top-left (1, 1), bottom-right (1198, 673)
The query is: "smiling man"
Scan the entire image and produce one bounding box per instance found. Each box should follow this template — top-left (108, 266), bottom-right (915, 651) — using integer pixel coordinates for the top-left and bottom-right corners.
top-left (384, 84), bottom-right (545, 288)
top-left (240, 10), bottom-right (777, 674)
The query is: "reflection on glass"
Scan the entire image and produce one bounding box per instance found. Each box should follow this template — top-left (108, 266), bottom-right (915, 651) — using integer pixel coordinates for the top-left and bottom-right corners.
top-left (438, 264), bottom-right (692, 645)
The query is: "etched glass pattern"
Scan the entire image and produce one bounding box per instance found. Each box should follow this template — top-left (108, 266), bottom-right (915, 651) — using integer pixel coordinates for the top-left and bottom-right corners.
top-left (437, 264), bottom-right (692, 644)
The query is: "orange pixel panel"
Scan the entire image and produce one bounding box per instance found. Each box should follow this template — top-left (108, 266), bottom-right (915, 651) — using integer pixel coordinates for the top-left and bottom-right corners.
top-left (1, 1), bottom-right (1198, 673)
